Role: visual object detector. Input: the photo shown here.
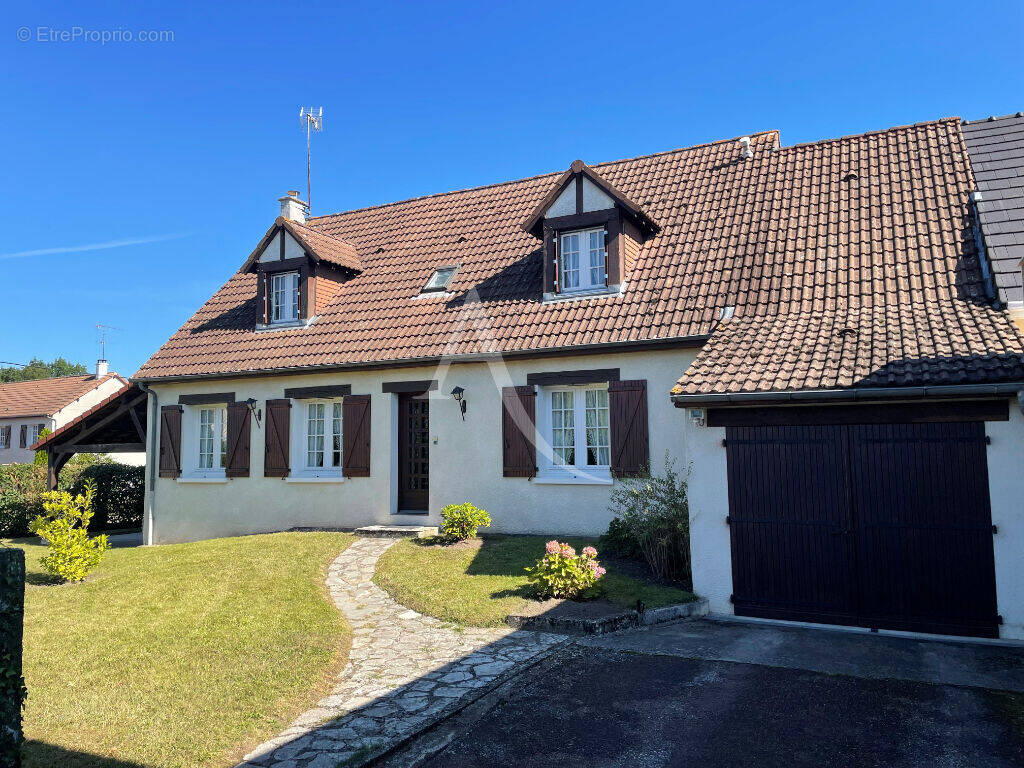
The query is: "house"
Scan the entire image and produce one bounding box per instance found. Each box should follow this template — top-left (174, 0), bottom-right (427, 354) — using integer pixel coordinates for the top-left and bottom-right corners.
top-left (0, 361), bottom-right (130, 464)
top-left (130, 115), bottom-right (1024, 641)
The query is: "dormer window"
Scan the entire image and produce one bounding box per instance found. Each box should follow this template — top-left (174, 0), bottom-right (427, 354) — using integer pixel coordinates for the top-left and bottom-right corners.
top-left (243, 205), bottom-right (363, 331)
top-left (270, 271), bottom-right (300, 323)
top-left (559, 228), bottom-right (606, 292)
top-left (520, 159), bottom-right (660, 301)
top-left (421, 265), bottom-right (458, 293)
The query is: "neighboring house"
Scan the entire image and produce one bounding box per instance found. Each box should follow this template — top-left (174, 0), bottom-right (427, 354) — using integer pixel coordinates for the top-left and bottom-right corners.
top-left (134, 115), bottom-right (1024, 641)
top-left (0, 361), bottom-right (130, 464)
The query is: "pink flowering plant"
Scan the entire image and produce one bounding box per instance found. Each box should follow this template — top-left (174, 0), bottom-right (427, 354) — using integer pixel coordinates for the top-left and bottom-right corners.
top-left (525, 540), bottom-right (607, 599)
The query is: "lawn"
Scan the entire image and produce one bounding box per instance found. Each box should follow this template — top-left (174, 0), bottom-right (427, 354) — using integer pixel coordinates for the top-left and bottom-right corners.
top-left (9, 531), bottom-right (353, 768)
top-left (374, 535), bottom-right (695, 627)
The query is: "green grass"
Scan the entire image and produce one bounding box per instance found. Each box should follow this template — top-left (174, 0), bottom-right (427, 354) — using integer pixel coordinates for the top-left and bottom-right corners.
top-left (374, 535), bottom-right (695, 628)
top-left (7, 531), bottom-right (353, 768)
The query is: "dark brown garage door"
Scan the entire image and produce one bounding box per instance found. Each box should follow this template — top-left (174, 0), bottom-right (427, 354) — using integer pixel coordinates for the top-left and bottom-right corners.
top-left (724, 420), bottom-right (999, 638)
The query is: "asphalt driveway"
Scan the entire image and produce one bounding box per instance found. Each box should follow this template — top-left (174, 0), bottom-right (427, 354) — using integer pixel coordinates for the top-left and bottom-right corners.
top-left (381, 621), bottom-right (1024, 768)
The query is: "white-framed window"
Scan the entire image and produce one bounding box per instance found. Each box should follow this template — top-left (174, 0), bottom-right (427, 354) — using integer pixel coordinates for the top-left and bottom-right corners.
top-left (182, 405), bottom-right (228, 478)
top-left (27, 424), bottom-right (44, 446)
top-left (0, 425), bottom-right (11, 450)
top-left (290, 398), bottom-right (344, 479)
top-left (535, 385), bottom-right (612, 483)
top-left (269, 271), bottom-right (300, 323)
top-left (559, 227), bottom-right (606, 293)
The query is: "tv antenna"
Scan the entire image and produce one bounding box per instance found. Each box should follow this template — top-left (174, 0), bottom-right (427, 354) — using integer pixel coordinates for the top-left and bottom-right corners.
top-left (299, 107), bottom-right (324, 212)
top-left (96, 324), bottom-right (121, 360)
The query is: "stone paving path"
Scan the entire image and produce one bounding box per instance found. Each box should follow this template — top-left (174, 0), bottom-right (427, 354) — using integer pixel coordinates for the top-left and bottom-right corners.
top-left (239, 536), bottom-right (563, 768)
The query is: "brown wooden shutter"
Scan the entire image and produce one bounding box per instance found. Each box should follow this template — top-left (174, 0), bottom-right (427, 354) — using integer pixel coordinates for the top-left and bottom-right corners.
top-left (609, 379), bottom-right (649, 478)
top-left (342, 395), bottom-right (371, 477)
top-left (264, 398), bottom-right (291, 477)
top-left (158, 405), bottom-right (183, 478)
top-left (225, 402), bottom-right (251, 478)
top-left (19, 425), bottom-right (27, 449)
top-left (502, 385), bottom-right (536, 477)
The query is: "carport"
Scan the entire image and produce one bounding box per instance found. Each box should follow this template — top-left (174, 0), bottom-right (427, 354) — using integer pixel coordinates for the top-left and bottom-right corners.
top-left (31, 383), bottom-right (148, 489)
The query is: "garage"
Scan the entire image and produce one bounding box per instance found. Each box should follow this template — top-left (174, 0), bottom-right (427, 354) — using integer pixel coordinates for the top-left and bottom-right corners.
top-left (716, 402), bottom-right (1004, 639)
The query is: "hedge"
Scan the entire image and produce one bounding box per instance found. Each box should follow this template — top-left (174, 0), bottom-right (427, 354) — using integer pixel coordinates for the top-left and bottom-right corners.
top-left (0, 459), bottom-right (144, 537)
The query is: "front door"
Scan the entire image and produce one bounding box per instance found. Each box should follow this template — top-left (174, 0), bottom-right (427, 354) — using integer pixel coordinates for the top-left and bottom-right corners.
top-left (398, 392), bottom-right (429, 511)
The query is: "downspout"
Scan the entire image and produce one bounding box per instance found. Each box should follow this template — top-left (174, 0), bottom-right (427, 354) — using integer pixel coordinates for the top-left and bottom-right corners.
top-left (136, 381), bottom-right (158, 545)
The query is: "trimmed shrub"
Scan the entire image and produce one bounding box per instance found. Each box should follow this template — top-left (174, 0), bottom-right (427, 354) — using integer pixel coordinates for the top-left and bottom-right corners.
top-left (525, 541), bottom-right (606, 599)
top-left (606, 454), bottom-right (692, 588)
top-left (439, 503), bottom-right (491, 541)
top-left (30, 481), bottom-right (110, 582)
top-left (0, 459), bottom-right (143, 537)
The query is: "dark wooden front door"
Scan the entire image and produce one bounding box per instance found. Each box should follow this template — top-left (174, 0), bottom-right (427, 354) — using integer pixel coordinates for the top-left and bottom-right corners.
top-left (725, 421), bottom-right (999, 638)
top-left (398, 392), bottom-right (429, 511)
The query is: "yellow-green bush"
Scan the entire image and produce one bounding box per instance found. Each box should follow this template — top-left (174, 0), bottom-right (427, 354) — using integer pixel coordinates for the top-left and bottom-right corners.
top-left (29, 482), bottom-right (110, 582)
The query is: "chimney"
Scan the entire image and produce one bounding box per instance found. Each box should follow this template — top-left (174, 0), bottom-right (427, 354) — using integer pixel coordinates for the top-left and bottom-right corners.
top-left (739, 136), bottom-right (753, 160)
top-left (95, 359), bottom-right (109, 378)
top-left (278, 190), bottom-right (309, 224)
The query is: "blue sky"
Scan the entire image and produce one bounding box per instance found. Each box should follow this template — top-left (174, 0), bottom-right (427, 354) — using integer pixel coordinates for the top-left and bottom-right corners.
top-left (2, 0), bottom-right (1022, 376)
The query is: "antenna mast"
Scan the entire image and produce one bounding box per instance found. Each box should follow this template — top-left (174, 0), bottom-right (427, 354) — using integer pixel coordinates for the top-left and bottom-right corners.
top-left (299, 107), bottom-right (324, 212)
top-left (96, 323), bottom-right (121, 360)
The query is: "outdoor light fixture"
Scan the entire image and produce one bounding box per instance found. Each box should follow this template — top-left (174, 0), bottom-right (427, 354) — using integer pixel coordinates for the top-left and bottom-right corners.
top-left (450, 386), bottom-right (467, 420)
top-left (245, 398), bottom-right (263, 428)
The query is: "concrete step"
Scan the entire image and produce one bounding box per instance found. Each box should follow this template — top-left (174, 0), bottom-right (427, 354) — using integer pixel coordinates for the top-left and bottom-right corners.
top-left (355, 524), bottom-right (439, 539)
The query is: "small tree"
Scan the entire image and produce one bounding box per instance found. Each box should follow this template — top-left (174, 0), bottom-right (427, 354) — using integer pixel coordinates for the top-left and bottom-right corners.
top-left (29, 481), bottom-right (110, 582)
top-left (606, 454), bottom-right (692, 588)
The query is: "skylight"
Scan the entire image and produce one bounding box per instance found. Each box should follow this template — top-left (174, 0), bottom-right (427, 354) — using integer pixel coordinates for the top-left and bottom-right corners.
top-left (422, 265), bottom-right (458, 293)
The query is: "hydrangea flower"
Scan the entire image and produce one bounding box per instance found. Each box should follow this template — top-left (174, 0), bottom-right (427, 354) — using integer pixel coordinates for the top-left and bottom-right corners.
top-left (596, 567), bottom-right (607, 577)
top-left (560, 544), bottom-right (576, 558)
top-left (582, 546), bottom-right (597, 558)
top-left (545, 540), bottom-right (560, 554)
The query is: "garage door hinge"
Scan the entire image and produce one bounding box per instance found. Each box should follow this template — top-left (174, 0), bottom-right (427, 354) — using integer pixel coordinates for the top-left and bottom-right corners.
top-left (729, 594), bottom-right (735, 604)
top-left (993, 524), bottom-right (999, 535)
top-left (985, 435), bottom-right (992, 445)
top-left (721, 438), bottom-right (728, 447)
top-left (998, 615), bottom-right (1004, 625)
top-left (725, 515), bottom-right (732, 525)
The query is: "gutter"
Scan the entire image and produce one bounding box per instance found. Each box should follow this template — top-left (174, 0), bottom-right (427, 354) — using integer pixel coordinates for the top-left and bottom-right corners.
top-left (133, 334), bottom-right (711, 385)
top-left (671, 381), bottom-right (1024, 407)
top-left (136, 380), bottom-right (158, 546)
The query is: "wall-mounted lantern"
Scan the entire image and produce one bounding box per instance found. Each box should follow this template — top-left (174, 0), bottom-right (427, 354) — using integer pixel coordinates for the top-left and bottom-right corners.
top-left (450, 387), bottom-right (467, 421)
top-left (245, 397), bottom-right (263, 428)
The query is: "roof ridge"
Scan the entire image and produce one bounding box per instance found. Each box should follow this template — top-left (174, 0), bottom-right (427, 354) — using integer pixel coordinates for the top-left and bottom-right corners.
top-left (962, 111), bottom-right (1024, 125)
top-left (306, 129), bottom-right (779, 224)
top-left (776, 116), bottom-right (962, 153)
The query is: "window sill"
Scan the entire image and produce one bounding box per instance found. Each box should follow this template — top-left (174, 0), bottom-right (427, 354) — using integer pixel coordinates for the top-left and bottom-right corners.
top-left (533, 470), bottom-right (613, 485)
top-left (176, 476), bottom-right (229, 484)
top-left (254, 317), bottom-right (317, 332)
top-left (284, 475), bottom-right (345, 483)
top-left (542, 283), bottom-right (624, 304)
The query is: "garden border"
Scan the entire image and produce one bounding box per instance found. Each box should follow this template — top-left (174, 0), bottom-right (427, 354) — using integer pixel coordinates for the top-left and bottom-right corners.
top-left (505, 598), bottom-right (708, 635)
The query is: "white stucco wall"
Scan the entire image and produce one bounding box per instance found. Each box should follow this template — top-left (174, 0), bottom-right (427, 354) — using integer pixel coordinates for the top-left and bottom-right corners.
top-left (682, 417), bottom-right (732, 614)
top-left (0, 417), bottom-right (55, 464)
top-left (987, 405), bottom-right (1024, 640)
top-left (144, 348), bottom-right (698, 544)
top-left (686, 400), bottom-right (1024, 641)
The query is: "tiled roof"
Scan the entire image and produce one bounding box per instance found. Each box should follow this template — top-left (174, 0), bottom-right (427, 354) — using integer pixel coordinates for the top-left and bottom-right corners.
top-left (136, 117), bottom-right (1024, 395)
top-left (962, 113), bottom-right (1024, 306)
top-left (280, 218), bottom-right (362, 272)
top-left (0, 374), bottom-right (124, 419)
top-left (671, 304), bottom-right (1024, 398)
